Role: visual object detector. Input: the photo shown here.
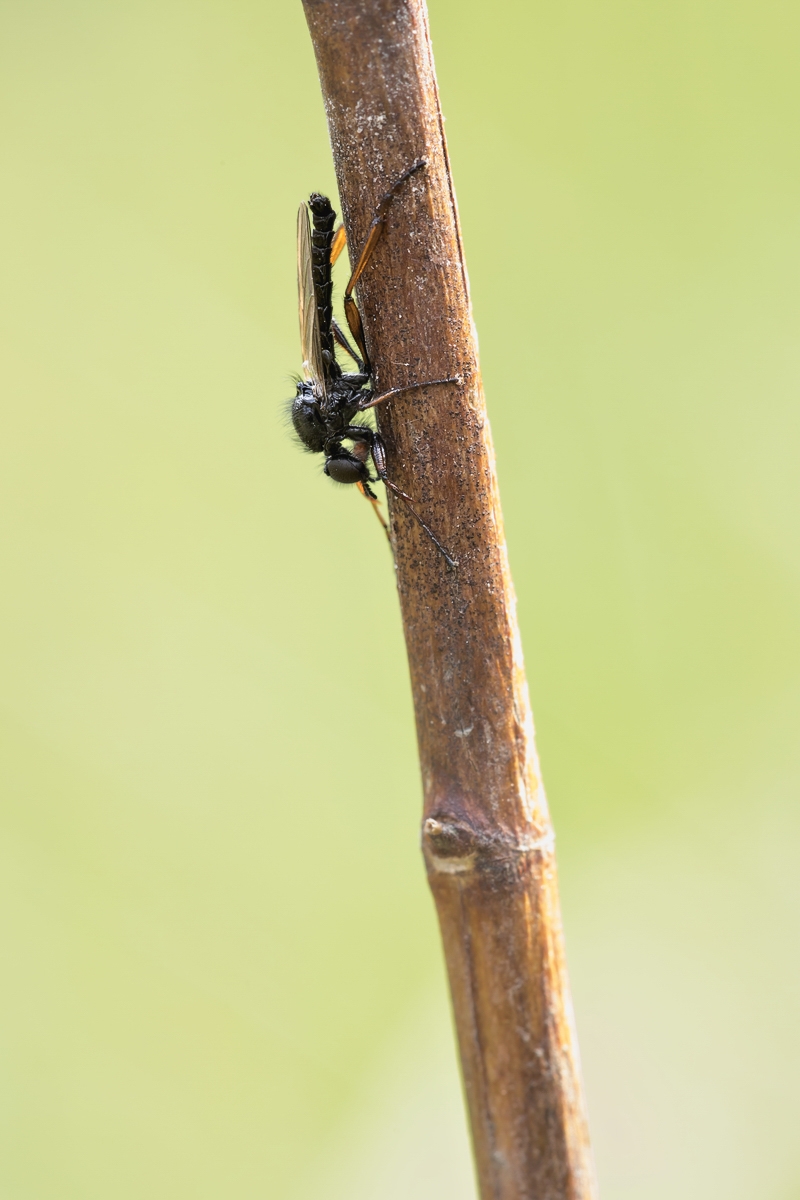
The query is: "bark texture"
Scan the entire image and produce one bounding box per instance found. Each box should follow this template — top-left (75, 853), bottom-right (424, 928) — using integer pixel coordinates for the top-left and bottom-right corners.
top-left (300, 2), bottom-right (597, 1196)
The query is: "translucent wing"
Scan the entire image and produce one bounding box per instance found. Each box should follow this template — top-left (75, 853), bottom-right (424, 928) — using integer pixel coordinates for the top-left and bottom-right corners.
top-left (297, 202), bottom-right (325, 397)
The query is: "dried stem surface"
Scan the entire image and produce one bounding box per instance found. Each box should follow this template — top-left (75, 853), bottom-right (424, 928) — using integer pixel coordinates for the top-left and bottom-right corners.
top-left (301, 1), bottom-right (597, 1196)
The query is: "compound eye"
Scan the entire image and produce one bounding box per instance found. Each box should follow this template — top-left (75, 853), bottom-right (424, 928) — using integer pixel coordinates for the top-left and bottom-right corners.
top-left (325, 455), bottom-right (366, 485)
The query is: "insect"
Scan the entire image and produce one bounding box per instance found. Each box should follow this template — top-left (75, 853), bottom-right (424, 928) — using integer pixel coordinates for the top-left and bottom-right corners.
top-left (290, 159), bottom-right (457, 569)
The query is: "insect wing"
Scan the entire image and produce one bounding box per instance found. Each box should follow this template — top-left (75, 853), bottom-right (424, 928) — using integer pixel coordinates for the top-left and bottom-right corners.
top-left (297, 202), bottom-right (325, 396)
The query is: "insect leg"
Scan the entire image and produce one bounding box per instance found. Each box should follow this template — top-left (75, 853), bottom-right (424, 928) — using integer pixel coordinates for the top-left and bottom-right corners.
top-left (330, 224), bottom-right (347, 266)
top-left (356, 375), bottom-right (460, 411)
top-left (345, 425), bottom-right (457, 570)
top-left (356, 480), bottom-right (391, 543)
top-left (331, 318), bottom-right (365, 371)
top-left (343, 159), bottom-right (427, 371)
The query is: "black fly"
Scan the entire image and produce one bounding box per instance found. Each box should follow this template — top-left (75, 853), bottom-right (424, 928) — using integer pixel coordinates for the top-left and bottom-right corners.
top-left (289, 159), bottom-right (457, 569)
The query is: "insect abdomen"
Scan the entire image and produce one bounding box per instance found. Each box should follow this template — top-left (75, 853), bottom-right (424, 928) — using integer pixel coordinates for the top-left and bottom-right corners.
top-left (307, 193), bottom-right (337, 368)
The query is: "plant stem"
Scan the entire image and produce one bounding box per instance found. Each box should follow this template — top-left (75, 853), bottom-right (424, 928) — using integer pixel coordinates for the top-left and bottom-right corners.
top-left (301, 1), bottom-right (597, 1195)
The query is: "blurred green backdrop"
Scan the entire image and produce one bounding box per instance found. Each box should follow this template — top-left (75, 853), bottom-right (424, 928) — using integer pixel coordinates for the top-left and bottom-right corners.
top-left (1, 2), bottom-right (799, 1197)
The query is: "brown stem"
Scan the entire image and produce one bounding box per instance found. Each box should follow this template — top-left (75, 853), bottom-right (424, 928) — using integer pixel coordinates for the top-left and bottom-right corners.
top-left (300, 2), bottom-right (597, 1196)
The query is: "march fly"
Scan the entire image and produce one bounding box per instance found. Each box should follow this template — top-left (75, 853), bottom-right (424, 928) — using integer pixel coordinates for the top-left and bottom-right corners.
top-left (289, 159), bottom-right (457, 569)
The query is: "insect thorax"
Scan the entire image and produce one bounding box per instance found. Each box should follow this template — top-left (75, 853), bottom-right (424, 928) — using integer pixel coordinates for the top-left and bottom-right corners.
top-left (291, 376), bottom-right (372, 455)
top-left (291, 381), bottom-right (327, 454)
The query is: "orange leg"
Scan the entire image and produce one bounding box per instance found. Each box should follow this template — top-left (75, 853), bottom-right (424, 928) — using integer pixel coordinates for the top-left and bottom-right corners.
top-left (342, 160), bottom-right (427, 370)
top-left (330, 223), bottom-right (347, 266)
top-left (356, 481), bottom-right (391, 545)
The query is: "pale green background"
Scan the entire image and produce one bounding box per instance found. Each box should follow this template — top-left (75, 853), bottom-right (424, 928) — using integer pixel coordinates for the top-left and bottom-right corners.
top-left (1, 2), bottom-right (799, 1198)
